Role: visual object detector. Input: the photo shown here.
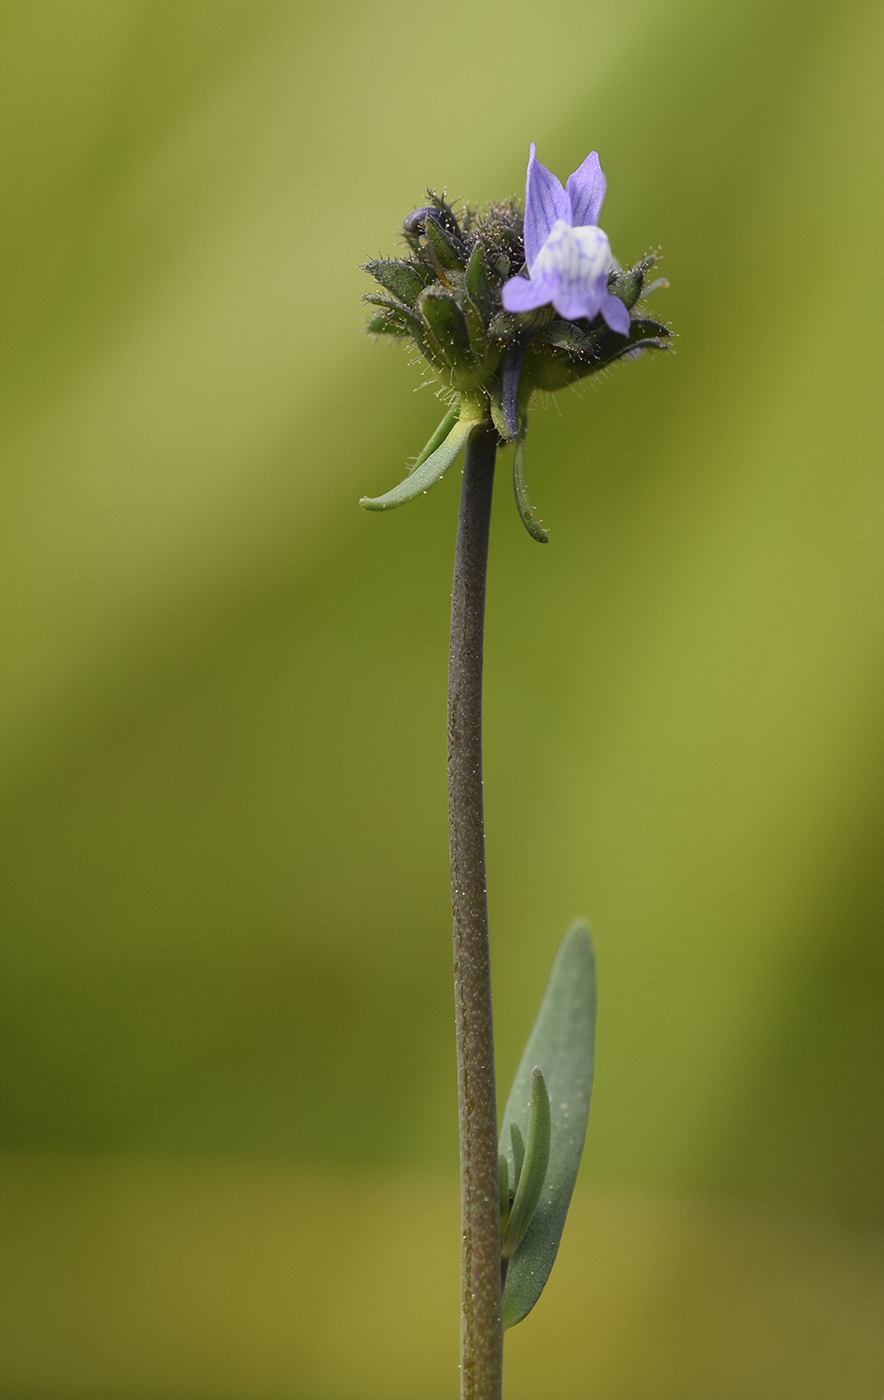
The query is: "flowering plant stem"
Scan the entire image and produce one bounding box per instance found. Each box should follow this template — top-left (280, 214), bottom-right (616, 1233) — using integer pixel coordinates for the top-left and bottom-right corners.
top-left (447, 421), bottom-right (503, 1400)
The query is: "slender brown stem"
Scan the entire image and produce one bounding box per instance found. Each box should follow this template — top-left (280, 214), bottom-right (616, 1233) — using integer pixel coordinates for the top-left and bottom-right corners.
top-left (447, 422), bottom-right (502, 1400)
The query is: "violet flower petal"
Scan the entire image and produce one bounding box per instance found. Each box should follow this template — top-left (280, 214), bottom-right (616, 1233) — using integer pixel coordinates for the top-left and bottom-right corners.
top-left (600, 293), bottom-right (630, 336)
top-left (565, 151), bottom-right (607, 228)
top-left (524, 143), bottom-right (570, 271)
top-left (551, 273), bottom-right (605, 322)
top-left (501, 271), bottom-right (558, 313)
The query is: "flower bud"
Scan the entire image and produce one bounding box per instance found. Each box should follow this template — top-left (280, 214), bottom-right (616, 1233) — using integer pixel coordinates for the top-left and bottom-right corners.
top-left (423, 213), bottom-right (468, 272)
top-left (419, 287), bottom-right (474, 371)
top-left (607, 254), bottom-right (657, 310)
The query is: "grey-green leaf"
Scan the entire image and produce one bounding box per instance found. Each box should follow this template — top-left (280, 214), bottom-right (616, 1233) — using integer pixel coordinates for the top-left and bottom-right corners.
top-left (412, 410), bottom-right (458, 471)
top-left (501, 1067), bottom-right (551, 1259)
top-left (498, 1154), bottom-right (510, 1234)
top-left (510, 1121), bottom-right (525, 1191)
top-left (500, 922), bottom-right (596, 1328)
top-left (359, 416), bottom-right (474, 512)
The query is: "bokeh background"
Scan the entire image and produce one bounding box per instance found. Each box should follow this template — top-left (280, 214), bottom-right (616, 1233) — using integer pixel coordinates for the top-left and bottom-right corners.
top-left (1, 1), bottom-right (883, 1396)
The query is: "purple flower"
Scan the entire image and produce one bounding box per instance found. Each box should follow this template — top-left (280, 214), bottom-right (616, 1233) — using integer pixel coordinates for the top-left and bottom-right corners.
top-left (502, 144), bottom-right (630, 335)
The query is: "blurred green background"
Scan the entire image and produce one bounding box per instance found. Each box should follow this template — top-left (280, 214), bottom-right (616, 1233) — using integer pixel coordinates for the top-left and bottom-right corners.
top-left (1, 0), bottom-right (883, 1396)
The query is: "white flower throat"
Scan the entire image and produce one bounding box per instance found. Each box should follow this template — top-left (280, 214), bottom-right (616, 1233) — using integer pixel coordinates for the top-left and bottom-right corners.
top-left (530, 221), bottom-right (613, 284)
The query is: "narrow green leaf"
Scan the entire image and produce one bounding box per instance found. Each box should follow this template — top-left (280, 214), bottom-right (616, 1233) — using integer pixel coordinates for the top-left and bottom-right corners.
top-left (513, 437), bottom-right (549, 544)
top-left (412, 410), bottom-right (458, 471)
top-left (628, 317), bottom-right (670, 340)
top-left (363, 258), bottom-right (426, 305)
top-left (500, 922), bottom-right (596, 1328)
top-left (565, 317), bottom-right (672, 383)
top-left (498, 1154), bottom-right (510, 1235)
top-left (605, 337), bottom-right (670, 365)
top-left (359, 417), bottom-right (474, 512)
top-left (363, 292), bottom-right (424, 342)
top-left (365, 314), bottom-right (406, 337)
top-left (502, 1067), bottom-right (551, 1259)
top-left (510, 1121), bottom-right (525, 1192)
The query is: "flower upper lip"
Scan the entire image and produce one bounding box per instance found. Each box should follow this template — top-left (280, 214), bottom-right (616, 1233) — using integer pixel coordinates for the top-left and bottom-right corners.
top-left (502, 144), bottom-right (629, 336)
top-left (523, 142), bottom-right (607, 270)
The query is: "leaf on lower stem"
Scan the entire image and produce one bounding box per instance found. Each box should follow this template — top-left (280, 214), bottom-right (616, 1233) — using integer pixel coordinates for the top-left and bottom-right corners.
top-left (510, 1120), bottom-right (525, 1192)
top-left (499, 921), bottom-right (596, 1329)
top-left (498, 1154), bottom-right (511, 1236)
top-left (501, 1067), bottom-right (551, 1260)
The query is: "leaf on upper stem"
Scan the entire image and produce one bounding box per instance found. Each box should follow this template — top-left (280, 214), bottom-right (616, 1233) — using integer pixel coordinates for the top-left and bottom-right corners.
top-left (411, 411), bottom-right (458, 472)
top-left (359, 416), bottom-right (474, 512)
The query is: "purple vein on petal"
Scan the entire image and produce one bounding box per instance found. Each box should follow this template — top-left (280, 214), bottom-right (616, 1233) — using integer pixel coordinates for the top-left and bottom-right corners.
top-left (524, 143), bottom-right (570, 270)
top-left (565, 150), bottom-right (606, 228)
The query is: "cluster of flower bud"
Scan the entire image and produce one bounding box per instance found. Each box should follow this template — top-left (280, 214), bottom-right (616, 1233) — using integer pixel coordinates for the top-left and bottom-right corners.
top-left (363, 190), bottom-right (668, 439)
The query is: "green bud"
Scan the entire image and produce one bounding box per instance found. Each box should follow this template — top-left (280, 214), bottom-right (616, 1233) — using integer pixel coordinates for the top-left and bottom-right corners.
top-left (465, 243), bottom-right (494, 319)
top-left (607, 265), bottom-right (644, 310)
top-left (462, 299), bottom-right (487, 360)
top-left (423, 214), bottom-right (467, 272)
top-left (419, 287), bottom-right (473, 367)
top-left (608, 254), bottom-right (661, 310)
